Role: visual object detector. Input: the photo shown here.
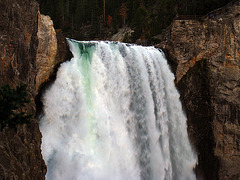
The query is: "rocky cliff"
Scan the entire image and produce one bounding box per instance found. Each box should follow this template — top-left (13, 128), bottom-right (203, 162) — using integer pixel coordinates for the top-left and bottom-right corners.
top-left (0, 0), bottom-right (69, 179)
top-left (1, 0), bottom-right (239, 179)
top-left (156, 1), bottom-right (240, 179)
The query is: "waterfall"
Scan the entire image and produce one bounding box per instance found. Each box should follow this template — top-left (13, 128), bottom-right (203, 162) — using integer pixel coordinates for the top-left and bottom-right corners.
top-left (40, 39), bottom-right (197, 180)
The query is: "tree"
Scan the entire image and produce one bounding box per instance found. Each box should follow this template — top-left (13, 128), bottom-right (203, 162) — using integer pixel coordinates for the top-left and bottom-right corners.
top-left (119, 2), bottom-right (128, 25)
top-left (107, 15), bottom-right (113, 28)
top-left (103, 0), bottom-right (106, 22)
top-left (0, 84), bottom-right (32, 130)
top-left (36, 0), bottom-right (234, 40)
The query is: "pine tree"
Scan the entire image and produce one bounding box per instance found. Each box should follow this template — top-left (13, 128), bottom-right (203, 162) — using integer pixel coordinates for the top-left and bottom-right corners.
top-left (119, 2), bottom-right (128, 25)
top-left (103, 0), bottom-right (106, 22)
top-left (107, 15), bottom-right (113, 28)
top-left (0, 84), bottom-right (32, 130)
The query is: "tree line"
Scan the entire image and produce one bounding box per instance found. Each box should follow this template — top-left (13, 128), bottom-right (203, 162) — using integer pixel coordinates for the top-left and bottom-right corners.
top-left (37, 0), bottom-right (235, 41)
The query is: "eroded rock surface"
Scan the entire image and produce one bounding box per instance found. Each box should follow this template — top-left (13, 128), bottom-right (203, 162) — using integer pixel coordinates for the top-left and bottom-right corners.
top-left (111, 27), bottom-right (134, 42)
top-left (0, 0), bottom-right (46, 179)
top-left (156, 1), bottom-right (240, 179)
top-left (36, 13), bottom-right (58, 92)
top-left (0, 0), bottom-right (69, 179)
top-left (36, 14), bottom-right (70, 93)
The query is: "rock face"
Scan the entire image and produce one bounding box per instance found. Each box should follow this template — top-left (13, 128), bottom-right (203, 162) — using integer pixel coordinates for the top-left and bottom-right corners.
top-left (0, 0), bottom-right (46, 179)
top-left (156, 1), bottom-right (240, 179)
top-left (110, 27), bottom-right (134, 42)
top-left (36, 13), bottom-right (71, 92)
top-left (0, 0), bottom-right (38, 103)
top-left (0, 0), bottom-right (69, 179)
top-left (36, 13), bottom-right (58, 92)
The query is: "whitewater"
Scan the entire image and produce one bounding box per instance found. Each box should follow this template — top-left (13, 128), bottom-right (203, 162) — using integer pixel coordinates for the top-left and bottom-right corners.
top-left (40, 39), bottom-right (197, 180)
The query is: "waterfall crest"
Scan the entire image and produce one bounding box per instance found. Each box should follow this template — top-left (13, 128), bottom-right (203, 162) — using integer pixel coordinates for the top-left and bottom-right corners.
top-left (40, 39), bottom-right (197, 180)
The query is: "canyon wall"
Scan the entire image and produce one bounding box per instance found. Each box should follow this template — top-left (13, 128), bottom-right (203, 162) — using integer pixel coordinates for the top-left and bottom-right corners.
top-left (0, 0), bottom-right (239, 179)
top-left (156, 1), bottom-right (240, 179)
top-left (0, 0), bottom-right (69, 179)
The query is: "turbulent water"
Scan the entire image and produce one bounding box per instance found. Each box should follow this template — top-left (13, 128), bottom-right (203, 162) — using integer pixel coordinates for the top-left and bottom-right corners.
top-left (40, 39), bottom-right (197, 180)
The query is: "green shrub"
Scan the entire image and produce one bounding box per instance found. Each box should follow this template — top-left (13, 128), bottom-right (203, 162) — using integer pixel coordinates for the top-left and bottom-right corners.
top-left (0, 84), bottom-right (32, 130)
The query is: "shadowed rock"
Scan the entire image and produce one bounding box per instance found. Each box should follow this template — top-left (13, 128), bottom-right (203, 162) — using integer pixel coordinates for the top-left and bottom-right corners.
top-left (156, 1), bottom-right (240, 179)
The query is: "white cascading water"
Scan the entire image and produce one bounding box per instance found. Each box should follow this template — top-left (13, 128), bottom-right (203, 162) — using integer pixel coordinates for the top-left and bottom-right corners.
top-left (40, 39), bottom-right (197, 180)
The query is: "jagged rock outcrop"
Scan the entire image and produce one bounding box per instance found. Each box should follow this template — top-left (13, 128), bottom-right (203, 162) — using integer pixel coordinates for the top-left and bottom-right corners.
top-left (111, 27), bottom-right (134, 42)
top-left (36, 13), bottom-right (71, 93)
top-left (0, 0), bottom-right (69, 179)
top-left (36, 12), bottom-right (58, 92)
top-left (156, 1), bottom-right (240, 179)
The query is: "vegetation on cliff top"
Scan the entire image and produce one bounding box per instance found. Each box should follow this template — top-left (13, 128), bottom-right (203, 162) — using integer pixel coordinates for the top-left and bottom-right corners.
top-left (37, 0), bottom-right (235, 41)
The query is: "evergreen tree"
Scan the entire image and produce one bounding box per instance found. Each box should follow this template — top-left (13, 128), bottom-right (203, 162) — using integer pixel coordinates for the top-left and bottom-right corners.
top-left (37, 0), bottom-right (234, 40)
top-left (0, 84), bottom-right (32, 130)
top-left (119, 2), bottom-right (128, 24)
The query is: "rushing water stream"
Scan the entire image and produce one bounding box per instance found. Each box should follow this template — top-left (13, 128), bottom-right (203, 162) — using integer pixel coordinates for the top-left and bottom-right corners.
top-left (40, 39), bottom-right (197, 180)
